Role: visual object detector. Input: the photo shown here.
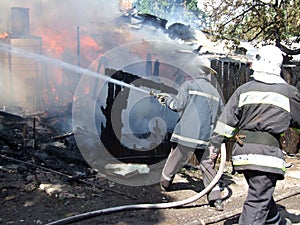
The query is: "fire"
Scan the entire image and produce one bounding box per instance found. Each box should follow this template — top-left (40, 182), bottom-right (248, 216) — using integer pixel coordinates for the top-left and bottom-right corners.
top-left (80, 35), bottom-right (102, 63)
top-left (31, 26), bottom-right (102, 105)
top-left (0, 32), bottom-right (8, 39)
top-left (34, 28), bottom-right (75, 58)
top-left (33, 27), bottom-right (101, 65)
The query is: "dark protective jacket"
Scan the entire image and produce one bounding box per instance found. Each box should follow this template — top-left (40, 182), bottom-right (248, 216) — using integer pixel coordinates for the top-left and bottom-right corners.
top-left (211, 73), bottom-right (300, 179)
top-left (164, 75), bottom-right (224, 149)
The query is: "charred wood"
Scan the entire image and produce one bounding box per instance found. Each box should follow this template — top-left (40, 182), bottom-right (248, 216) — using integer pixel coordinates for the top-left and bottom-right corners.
top-left (52, 131), bottom-right (74, 141)
top-left (167, 23), bottom-right (196, 42)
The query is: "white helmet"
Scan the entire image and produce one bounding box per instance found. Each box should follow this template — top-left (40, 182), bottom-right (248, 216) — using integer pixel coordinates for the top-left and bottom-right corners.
top-left (248, 45), bottom-right (283, 76)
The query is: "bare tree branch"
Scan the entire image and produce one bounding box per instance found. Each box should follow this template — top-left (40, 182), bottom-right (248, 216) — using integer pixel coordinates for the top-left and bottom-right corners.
top-left (276, 42), bottom-right (300, 55)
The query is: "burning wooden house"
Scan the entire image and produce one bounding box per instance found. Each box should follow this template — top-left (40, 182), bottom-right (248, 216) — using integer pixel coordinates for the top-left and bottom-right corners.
top-left (0, 2), bottom-right (298, 178)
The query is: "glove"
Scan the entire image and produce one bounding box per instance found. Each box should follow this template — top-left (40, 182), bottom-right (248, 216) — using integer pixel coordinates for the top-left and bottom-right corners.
top-left (155, 93), bottom-right (170, 106)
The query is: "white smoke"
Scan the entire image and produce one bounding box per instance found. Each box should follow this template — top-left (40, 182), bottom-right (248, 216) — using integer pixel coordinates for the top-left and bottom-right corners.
top-left (0, 0), bottom-right (120, 33)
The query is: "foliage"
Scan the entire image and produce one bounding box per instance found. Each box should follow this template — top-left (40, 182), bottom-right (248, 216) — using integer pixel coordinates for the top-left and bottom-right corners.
top-left (202, 0), bottom-right (300, 55)
top-left (133, 0), bottom-right (152, 14)
top-left (133, 0), bottom-right (203, 26)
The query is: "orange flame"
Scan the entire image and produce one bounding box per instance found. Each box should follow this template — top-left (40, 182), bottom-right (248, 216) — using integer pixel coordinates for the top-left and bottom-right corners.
top-left (0, 32), bottom-right (8, 39)
top-left (34, 28), bottom-right (75, 58)
top-left (81, 35), bottom-right (102, 63)
top-left (33, 27), bottom-right (101, 64)
top-left (31, 27), bottom-right (102, 104)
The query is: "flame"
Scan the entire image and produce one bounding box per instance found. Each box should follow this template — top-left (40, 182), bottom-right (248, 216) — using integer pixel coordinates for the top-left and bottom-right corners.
top-left (80, 35), bottom-right (102, 62)
top-left (31, 27), bottom-right (102, 105)
top-left (0, 32), bottom-right (8, 39)
top-left (34, 28), bottom-right (75, 58)
top-left (33, 27), bottom-right (101, 64)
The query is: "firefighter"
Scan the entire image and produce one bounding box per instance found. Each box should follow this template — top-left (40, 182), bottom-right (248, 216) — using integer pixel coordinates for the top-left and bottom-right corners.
top-left (154, 55), bottom-right (224, 211)
top-left (210, 45), bottom-right (300, 225)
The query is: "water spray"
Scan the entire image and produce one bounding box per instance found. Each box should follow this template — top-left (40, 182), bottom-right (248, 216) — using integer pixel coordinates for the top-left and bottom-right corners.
top-left (0, 42), bottom-right (150, 95)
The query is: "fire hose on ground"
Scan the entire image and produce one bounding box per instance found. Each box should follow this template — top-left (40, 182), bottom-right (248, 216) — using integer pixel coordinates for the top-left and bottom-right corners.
top-left (45, 145), bottom-right (227, 225)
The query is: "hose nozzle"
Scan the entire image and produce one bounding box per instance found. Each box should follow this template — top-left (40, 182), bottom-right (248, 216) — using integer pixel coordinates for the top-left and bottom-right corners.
top-left (150, 90), bottom-right (157, 98)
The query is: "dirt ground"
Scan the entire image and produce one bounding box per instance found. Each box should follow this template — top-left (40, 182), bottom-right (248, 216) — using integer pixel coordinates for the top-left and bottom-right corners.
top-left (1, 149), bottom-right (300, 225)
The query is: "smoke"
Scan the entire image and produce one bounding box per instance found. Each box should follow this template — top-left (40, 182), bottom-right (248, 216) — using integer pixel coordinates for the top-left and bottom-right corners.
top-left (0, 0), bottom-right (119, 32)
top-left (0, 66), bottom-right (14, 109)
top-left (0, 0), bottom-right (198, 119)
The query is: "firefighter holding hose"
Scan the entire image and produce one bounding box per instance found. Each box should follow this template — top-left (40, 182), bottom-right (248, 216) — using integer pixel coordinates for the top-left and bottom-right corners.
top-left (153, 55), bottom-right (224, 211)
top-left (209, 45), bottom-right (300, 225)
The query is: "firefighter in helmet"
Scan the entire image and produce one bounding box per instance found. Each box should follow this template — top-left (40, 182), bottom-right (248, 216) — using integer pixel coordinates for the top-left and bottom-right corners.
top-left (210, 45), bottom-right (300, 224)
top-left (154, 55), bottom-right (225, 211)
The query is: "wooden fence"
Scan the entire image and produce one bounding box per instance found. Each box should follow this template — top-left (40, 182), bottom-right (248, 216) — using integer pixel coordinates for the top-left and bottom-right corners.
top-left (99, 55), bottom-right (299, 164)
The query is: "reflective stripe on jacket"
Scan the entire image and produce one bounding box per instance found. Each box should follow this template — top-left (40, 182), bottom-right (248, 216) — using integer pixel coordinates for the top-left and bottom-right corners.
top-left (210, 74), bottom-right (300, 177)
top-left (232, 154), bottom-right (286, 172)
top-left (164, 76), bottom-right (224, 148)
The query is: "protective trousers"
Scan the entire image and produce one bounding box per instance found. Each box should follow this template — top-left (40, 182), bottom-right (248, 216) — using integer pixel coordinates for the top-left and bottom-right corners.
top-left (239, 170), bottom-right (283, 225)
top-left (161, 144), bottom-right (221, 201)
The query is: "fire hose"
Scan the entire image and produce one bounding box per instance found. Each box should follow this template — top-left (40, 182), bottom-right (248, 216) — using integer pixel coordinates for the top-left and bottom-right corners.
top-left (46, 145), bottom-right (226, 225)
